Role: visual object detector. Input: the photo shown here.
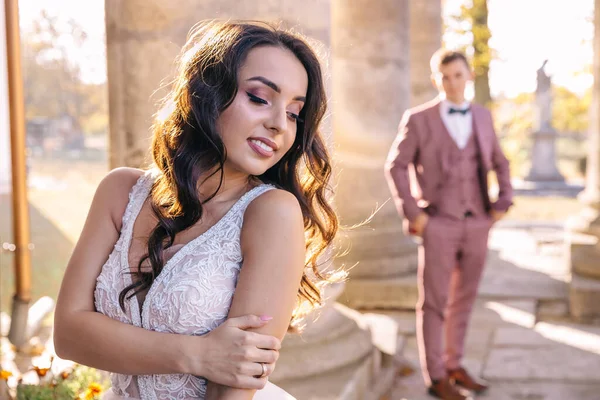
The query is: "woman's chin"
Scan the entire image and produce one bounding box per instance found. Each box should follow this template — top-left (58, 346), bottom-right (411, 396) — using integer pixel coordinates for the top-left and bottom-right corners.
top-left (237, 164), bottom-right (271, 178)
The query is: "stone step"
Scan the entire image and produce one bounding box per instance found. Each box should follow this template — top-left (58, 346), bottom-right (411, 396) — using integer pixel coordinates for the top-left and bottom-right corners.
top-left (274, 305), bottom-right (400, 399)
top-left (569, 272), bottom-right (600, 322)
top-left (570, 238), bottom-right (600, 280)
top-left (336, 226), bottom-right (417, 278)
top-left (279, 349), bottom-right (396, 400)
top-left (273, 303), bottom-right (374, 382)
top-left (342, 248), bottom-right (571, 311)
top-left (339, 275), bottom-right (418, 310)
top-left (282, 303), bottom-right (368, 348)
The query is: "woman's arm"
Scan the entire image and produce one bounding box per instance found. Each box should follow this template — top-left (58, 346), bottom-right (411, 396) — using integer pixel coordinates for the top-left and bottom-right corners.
top-left (205, 189), bottom-right (306, 400)
top-left (54, 168), bottom-right (279, 389)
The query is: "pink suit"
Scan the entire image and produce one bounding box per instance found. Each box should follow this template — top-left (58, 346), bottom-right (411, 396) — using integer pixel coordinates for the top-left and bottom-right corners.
top-left (385, 99), bottom-right (513, 384)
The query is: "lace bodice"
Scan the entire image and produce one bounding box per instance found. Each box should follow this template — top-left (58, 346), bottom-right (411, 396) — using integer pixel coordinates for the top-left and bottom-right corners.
top-left (94, 169), bottom-right (275, 399)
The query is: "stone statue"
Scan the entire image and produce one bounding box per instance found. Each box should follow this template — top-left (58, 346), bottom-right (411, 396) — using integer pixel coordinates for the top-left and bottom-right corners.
top-left (525, 59), bottom-right (565, 182)
top-left (536, 59), bottom-right (552, 132)
top-left (536, 59), bottom-right (551, 95)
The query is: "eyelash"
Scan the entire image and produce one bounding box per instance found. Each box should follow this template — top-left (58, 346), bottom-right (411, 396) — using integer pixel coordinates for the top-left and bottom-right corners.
top-left (246, 92), bottom-right (304, 123)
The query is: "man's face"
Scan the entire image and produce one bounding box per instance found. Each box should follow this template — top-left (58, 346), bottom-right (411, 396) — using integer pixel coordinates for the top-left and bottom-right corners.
top-left (431, 59), bottom-right (473, 103)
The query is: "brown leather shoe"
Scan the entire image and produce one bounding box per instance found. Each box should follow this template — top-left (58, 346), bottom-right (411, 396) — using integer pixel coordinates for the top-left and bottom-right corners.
top-left (448, 367), bottom-right (489, 394)
top-left (427, 378), bottom-right (471, 400)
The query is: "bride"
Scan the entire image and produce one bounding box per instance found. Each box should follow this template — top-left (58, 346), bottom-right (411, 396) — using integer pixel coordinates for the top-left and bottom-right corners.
top-left (53, 20), bottom-right (339, 399)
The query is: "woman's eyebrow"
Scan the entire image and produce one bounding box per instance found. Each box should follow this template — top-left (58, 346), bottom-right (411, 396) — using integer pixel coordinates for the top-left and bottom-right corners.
top-left (246, 76), bottom-right (306, 102)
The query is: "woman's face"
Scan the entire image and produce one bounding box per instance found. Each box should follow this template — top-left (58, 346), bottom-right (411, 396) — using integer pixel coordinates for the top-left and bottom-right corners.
top-left (217, 45), bottom-right (309, 177)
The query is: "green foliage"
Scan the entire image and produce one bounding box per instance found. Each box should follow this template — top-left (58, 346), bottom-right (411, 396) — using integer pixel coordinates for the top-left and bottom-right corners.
top-left (493, 86), bottom-right (590, 179)
top-left (16, 384), bottom-right (74, 400)
top-left (491, 93), bottom-right (534, 176)
top-left (552, 86), bottom-right (591, 133)
top-left (12, 364), bottom-right (109, 400)
top-left (467, 0), bottom-right (491, 74)
top-left (62, 366), bottom-right (109, 398)
top-left (464, 0), bottom-right (492, 105)
top-left (446, 0), bottom-right (492, 105)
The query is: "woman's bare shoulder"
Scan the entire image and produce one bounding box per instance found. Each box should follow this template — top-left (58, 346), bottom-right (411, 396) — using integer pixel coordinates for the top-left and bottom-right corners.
top-left (244, 188), bottom-right (302, 224)
top-left (94, 167), bottom-right (146, 230)
top-left (241, 188), bottom-right (304, 248)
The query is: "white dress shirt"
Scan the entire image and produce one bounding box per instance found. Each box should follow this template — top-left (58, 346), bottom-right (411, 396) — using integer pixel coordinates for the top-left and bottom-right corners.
top-left (439, 99), bottom-right (473, 150)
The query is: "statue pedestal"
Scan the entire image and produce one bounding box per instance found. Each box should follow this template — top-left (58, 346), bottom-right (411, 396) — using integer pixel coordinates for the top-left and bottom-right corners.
top-left (526, 61), bottom-right (566, 185)
top-left (525, 129), bottom-right (565, 183)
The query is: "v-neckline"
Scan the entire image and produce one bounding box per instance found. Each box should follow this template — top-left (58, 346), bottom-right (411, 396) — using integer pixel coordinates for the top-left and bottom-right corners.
top-left (121, 173), bottom-right (267, 327)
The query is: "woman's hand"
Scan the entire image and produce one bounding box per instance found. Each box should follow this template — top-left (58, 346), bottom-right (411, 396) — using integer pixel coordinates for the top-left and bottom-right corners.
top-left (182, 315), bottom-right (280, 389)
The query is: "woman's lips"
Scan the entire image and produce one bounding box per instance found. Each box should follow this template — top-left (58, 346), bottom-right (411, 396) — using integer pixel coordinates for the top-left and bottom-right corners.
top-left (248, 137), bottom-right (275, 157)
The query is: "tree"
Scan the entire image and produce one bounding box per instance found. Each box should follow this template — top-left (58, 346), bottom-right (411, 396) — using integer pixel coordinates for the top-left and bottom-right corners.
top-left (552, 86), bottom-right (591, 133)
top-left (445, 0), bottom-right (493, 106)
top-left (468, 0), bottom-right (492, 106)
top-left (21, 10), bottom-right (107, 136)
top-left (493, 86), bottom-right (591, 178)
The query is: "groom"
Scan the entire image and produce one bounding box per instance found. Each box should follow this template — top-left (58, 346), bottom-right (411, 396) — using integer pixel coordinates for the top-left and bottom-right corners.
top-left (385, 49), bottom-right (513, 400)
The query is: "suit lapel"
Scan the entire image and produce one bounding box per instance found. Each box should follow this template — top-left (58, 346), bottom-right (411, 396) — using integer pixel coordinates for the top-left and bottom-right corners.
top-left (471, 106), bottom-right (492, 171)
top-left (425, 100), bottom-right (444, 137)
top-left (425, 101), bottom-right (453, 175)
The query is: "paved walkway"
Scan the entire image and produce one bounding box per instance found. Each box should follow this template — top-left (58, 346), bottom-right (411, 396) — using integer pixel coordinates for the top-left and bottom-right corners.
top-left (388, 222), bottom-right (600, 400)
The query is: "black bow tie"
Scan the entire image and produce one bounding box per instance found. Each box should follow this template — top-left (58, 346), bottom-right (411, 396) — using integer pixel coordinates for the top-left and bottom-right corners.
top-left (448, 107), bottom-right (470, 115)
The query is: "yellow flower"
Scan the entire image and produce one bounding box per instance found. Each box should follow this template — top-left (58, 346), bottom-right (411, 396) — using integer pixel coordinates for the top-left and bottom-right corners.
top-left (0, 370), bottom-right (12, 380)
top-left (32, 365), bottom-right (50, 378)
top-left (84, 382), bottom-right (103, 400)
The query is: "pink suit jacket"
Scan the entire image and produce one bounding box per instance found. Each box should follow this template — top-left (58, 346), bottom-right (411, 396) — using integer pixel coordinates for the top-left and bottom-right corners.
top-left (384, 99), bottom-right (513, 223)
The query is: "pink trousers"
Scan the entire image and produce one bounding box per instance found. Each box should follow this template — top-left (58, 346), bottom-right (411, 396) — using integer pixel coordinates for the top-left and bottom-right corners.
top-left (416, 215), bottom-right (492, 385)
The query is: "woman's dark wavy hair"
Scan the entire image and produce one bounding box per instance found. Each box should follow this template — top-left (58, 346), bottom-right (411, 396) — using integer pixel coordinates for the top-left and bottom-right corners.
top-left (119, 20), bottom-right (340, 328)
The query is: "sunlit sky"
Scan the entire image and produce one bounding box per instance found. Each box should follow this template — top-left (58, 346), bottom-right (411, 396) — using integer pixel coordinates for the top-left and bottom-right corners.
top-left (445, 0), bottom-right (594, 97)
top-left (18, 0), bottom-right (106, 84)
top-left (17, 0), bottom-right (596, 97)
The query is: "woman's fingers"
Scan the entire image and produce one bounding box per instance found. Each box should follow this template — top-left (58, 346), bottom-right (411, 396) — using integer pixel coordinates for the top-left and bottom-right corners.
top-left (247, 348), bottom-right (279, 364)
top-left (245, 331), bottom-right (281, 351)
top-left (247, 361), bottom-right (273, 379)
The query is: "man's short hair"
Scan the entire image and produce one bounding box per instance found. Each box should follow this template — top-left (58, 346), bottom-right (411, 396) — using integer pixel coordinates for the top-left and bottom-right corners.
top-left (430, 49), bottom-right (470, 74)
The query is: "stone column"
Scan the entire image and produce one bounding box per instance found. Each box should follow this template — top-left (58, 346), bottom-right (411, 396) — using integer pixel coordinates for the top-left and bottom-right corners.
top-left (410, 0), bottom-right (442, 106)
top-left (567, 0), bottom-right (600, 322)
top-left (332, 0), bottom-right (418, 310)
top-left (105, 2), bottom-right (397, 398)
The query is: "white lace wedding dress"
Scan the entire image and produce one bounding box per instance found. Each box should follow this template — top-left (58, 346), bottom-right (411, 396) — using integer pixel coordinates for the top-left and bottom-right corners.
top-left (94, 169), bottom-right (295, 399)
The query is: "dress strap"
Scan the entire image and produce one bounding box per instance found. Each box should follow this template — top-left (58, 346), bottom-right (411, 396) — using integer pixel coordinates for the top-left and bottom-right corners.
top-left (236, 184), bottom-right (277, 214)
top-left (120, 169), bottom-right (157, 233)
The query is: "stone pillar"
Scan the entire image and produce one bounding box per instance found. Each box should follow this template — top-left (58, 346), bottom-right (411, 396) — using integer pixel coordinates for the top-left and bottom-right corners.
top-left (332, 0), bottom-right (418, 310)
top-left (567, 0), bottom-right (600, 322)
top-left (410, 0), bottom-right (442, 106)
top-left (105, 2), bottom-right (397, 398)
